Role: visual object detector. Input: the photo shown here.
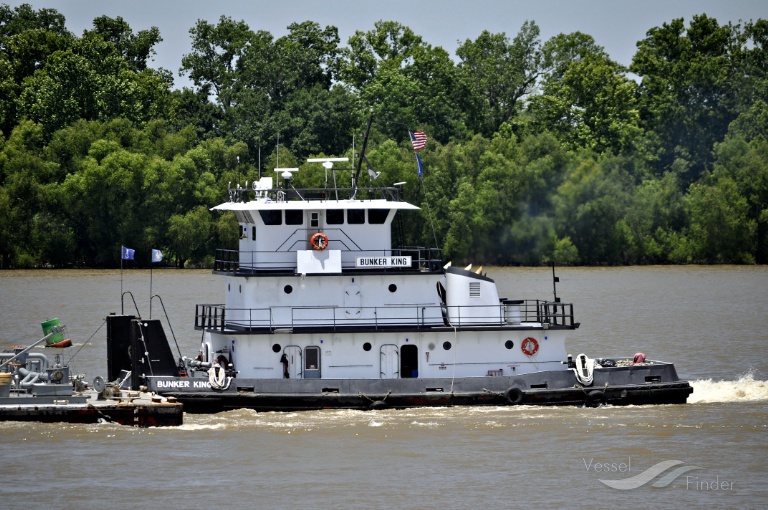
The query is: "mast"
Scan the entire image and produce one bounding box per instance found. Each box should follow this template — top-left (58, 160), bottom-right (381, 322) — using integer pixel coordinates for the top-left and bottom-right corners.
top-left (352, 113), bottom-right (374, 197)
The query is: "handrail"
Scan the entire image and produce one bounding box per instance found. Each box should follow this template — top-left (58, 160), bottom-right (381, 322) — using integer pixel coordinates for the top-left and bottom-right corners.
top-left (214, 246), bottom-right (443, 274)
top-left (194, 300), bottom-right (576, 332)
top-left (121, 291), bottom-right (141, 317)
top-left (152, 294), bottom-right (183, 361)
top-left (226, 184), bottom-right (405, 204)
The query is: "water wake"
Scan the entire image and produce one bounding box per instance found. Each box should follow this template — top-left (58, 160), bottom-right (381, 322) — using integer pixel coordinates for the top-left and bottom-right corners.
top-left (689, 371), bottom-right (768, 403)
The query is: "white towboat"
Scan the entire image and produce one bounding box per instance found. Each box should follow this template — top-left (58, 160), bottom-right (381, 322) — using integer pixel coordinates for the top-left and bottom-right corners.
top-left (106, 132), bottom-right (692, 412)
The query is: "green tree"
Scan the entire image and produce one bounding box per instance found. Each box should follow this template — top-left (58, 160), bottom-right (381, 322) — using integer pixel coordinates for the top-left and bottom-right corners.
top-left (710, 101), bottom-right (768, 261)
top-left (0, 3), bottom-right (73, 135)
top-left (17, 27), bottom-right (174, 138)
top-left (339, 21), bottom-right (466, 143)
top-left (685, 178), bottom-right (756, 263)
top-left (0, 120), bottom-right (60, 266)
top-left (180, 16), bottom-right (254, 106)
top-left (554, 154), bottom-right (634, 264)
top-left (168, 205), bottom-right (212, 267)
top-left (622, 172), bottom-right (687, 263)
top-left (89, 15), bottom-right (162, 72)
top-left (456, 22), bottom-right (542, 136)
top-left (631, 15), bottom-right (758, 182)
top-left (528, 50), bottom-right (640, 154)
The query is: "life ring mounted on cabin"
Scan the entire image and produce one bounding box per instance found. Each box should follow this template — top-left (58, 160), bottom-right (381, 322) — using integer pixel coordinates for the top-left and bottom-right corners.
top-left (311, 232), bottom-right (329, 251)
top-left (521, 337), bottom-right (539, 356)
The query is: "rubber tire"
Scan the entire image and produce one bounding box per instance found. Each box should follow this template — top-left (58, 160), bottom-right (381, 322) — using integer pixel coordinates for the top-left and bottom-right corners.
top-left (505, 387), bottom-right (525, 405)
top-left (586, 390), bottom-right (607, 407)
top-left (369, 400), bottom-right (388, 410)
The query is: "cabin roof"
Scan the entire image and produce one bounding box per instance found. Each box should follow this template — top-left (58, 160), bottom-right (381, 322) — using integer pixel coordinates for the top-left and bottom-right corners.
top-left (212, 199), bottom-right (420, 212)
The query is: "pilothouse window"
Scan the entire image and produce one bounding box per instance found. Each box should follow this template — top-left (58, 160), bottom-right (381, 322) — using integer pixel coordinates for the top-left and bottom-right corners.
top-left (327, 209), bottom-right (344, 224)
top-left (368, 209), bottom-right (389, 224)
top-left (285, 210), bottom-right (303, 225)
top-left (259, 210), bottom-right (282, 225)
top-left (347, 209), bottom-right (365, 224)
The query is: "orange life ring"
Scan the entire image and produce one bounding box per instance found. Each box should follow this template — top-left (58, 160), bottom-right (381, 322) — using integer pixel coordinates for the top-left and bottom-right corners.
top-left (521, 337), bottom-right (539, 356)
top-left (311, 232), bottom-right (329, 251)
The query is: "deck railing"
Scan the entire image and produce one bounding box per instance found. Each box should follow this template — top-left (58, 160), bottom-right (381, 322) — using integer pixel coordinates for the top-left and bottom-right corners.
top-left (194, 300), bottom-right (575, 332)
top-left (226, 185), bottom-right (406, 204)
top-left (213, 246), bottom-right (443, 274)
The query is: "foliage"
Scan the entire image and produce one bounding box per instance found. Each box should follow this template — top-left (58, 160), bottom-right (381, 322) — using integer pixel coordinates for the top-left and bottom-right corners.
top-left (0, 5), bottom-right (766, 267)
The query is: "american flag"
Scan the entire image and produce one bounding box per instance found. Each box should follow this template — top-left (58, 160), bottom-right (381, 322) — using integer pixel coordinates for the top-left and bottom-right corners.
top-left (409, 130), bottom-right (427, 151)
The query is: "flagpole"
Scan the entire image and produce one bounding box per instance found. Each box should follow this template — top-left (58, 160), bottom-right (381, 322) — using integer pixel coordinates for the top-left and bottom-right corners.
top-left (120, 255), bottom-right (124, 315)
top-left (149, 255), bottom-right (153, 319)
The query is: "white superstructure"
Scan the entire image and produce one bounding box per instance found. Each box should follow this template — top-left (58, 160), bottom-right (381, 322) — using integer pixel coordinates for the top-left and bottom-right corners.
top-left (192, 158), bottom-right (576, 383)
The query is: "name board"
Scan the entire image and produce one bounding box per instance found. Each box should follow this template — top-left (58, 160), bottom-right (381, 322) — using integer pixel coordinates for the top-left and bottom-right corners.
top-left (356, 256), bottom-right (412, 268)
top-left (155, 379), bottom-right (211, 389)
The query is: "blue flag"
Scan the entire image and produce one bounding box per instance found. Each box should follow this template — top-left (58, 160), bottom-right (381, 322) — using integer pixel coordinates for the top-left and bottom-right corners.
top-left (152, 249), bottom-right (163, 263)
top-left (121, 246), bottom-right (135, 260)
top-left (416, 153), bottom-right (424, 179)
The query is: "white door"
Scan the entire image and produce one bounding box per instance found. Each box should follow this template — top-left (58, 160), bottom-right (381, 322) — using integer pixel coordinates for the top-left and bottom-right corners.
top-left (284, 345), bottom-right (302, 379)
top-left (380, 344), bottom-right (399, 379)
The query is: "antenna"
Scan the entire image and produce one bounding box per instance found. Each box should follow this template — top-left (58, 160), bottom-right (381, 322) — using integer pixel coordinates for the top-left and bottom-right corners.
top-left (307, 158), bottom-right (348, 200)
top-left (274, 168), bottom-right (299, 186)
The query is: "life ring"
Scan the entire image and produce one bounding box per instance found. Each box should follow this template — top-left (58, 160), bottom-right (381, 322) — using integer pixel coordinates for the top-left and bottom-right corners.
top-left (505, 387), bottom-right (525, 405)
top-left (586, 390), bottom-right (607, 407)
top-left (311, 232), bottom-right (329, 251)
top-left (521, 337), bottom-right (539, 356)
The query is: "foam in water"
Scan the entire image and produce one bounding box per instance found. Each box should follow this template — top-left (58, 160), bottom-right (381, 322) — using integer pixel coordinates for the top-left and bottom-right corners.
top-left (689, 370), bottom-right (768, 403)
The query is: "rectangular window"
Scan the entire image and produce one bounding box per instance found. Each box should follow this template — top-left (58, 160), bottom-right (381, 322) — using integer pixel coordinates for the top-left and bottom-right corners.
top-left (326, 209), bottom-right (344, 224)
top-left (259, 210), bottom-right (282, 225)
top-left (368, 209), bottom-right (390, 224)
top-left (285, 210), bottom-right (303, 225)
top-left (347, 209), bottom-right (365, 224)
top-left (310, 212), bottom-right (319, 228)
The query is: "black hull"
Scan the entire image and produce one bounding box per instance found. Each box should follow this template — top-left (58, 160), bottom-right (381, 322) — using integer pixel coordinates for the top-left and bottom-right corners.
top-left (149, 364), bottom-right (694, 413)
top-left (169, 383), bottom-right (693, 413)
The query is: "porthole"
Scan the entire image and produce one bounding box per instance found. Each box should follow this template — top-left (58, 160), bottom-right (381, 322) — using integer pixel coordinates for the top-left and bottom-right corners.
top-left (505, 340), bottom-right (514, 350)
top-left (388, 284), bottom-right (397, 293)
top-left (363, 342), bottom-right (372, 351)
top-left (443, 341), bottom-right (452, 351)
top-left (272, 344), bottom-right (281, 353)
top-left (284, 285), bottom-right (293, 294)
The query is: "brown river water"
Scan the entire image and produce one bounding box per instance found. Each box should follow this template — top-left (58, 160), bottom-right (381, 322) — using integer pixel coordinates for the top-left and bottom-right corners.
top-left (1, 266), bottom-right (766, 509)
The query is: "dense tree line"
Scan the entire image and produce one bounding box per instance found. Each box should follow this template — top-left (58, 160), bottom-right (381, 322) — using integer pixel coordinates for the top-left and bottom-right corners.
top-left (1, 4), bottom-right (766, 268)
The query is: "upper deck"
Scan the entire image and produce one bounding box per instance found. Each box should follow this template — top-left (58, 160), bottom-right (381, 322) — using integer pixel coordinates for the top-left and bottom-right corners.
top-left (211, 168), bottom-right (441, 275)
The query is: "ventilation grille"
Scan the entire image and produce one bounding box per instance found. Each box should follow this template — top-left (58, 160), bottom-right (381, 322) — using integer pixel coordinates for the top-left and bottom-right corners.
top-left (469, 282), bottom-right (481, 298)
